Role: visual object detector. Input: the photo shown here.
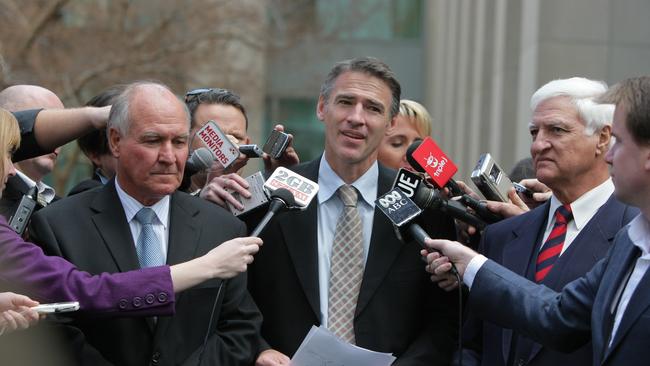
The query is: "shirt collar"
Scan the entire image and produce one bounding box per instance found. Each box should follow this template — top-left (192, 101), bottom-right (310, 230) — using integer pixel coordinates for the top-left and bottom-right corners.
top-left (317, 154), bottom-right (378, 208)
top-left (114, 176), bottom-right (170, 229)
top-left (546, 178), bottom-right (614, 232)
top-left (627, 214), bottom-right (650, 257)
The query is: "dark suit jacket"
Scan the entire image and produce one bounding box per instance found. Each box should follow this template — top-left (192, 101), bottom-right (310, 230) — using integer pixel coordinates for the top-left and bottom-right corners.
top-left (467, 219), bottom-right (650, 366)
top-left (29, 181), bottom-right (262, 366)
top-left (247, 159), bottom-right (459, 365)
top-left (460, 196), bottom-right (638, 366)
top-left (12, 109), bottom-right (48, 162)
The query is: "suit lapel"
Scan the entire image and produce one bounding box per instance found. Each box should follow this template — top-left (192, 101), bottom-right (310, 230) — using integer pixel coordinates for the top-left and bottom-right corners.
top-left (153, 192), bottom-right (202, 344)
top-left (279, 160), bottom-right (321, 320)
top-left (355, 165), bottom-right (401, 317)
top-left (602, 233), bottom-right (647, 362)
top-left (90, 181), bottom-right (141, 273)
top-left (90, 181), bottom-right (155, 332)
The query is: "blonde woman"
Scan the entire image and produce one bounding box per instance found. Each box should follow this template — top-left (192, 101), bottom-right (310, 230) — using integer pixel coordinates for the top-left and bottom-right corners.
top-left (378, 99), bottom-right (432, 170)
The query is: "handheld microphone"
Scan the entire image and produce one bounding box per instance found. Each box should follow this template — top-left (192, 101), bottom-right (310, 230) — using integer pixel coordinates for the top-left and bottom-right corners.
top-left (263, 167), bottom-right (319, 210)
top-left (186, 147), bottom-right (215, 175)
top-left (376, 188), bottom-right (458, 275)
top-left (250, 188), bottom-right (295, 236)
top-left (407, 139), bottom-right (503, 224)
top-left (412, 184), bottom-right (487, 230)
top-left (406, 138), bottom-right (462, 196)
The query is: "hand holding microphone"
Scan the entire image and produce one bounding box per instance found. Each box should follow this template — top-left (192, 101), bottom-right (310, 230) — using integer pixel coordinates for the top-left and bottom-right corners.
top-left (421, 238), bottom-right (479, 292)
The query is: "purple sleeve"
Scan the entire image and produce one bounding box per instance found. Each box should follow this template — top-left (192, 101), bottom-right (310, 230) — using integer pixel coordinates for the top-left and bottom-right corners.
top-left (0, 217), bottom-right (175, 316)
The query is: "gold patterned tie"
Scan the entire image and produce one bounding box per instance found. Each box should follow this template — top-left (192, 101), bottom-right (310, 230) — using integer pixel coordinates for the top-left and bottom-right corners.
top-left (328, 184), bottom-right (364, 344)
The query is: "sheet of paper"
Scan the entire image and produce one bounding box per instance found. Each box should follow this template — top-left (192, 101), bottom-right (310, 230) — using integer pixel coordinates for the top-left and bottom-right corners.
top-left (291, 325), bottom-right (396, 366)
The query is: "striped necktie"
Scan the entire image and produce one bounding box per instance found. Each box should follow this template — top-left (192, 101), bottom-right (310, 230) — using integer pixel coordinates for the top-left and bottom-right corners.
top-left (535, 204), bottom-right (573, 283)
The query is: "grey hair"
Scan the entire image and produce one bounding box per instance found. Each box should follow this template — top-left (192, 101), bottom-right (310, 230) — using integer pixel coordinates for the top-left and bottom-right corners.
top-left (319, 57), bottom-right (401, 119)
top-left (108, 81), bottom-right (190, 136)
top-left (530, 77), bottom-right (614, 135)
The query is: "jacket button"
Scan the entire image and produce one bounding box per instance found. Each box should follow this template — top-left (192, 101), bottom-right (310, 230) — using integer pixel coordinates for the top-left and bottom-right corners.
top-left (132, 296), bottom-right (142, 308)
top-left (157, 292), bottom-right (168, 303)
top-left (151, 351), bottom-right (161, 365)
top-left (145, 294), bottom-right (155, 304)
top-left (118, 299), bottom-right (128, 309)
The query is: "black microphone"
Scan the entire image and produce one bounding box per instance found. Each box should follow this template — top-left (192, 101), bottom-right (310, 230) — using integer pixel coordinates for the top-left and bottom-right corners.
top-left (412, 184), bottom-right (487, 230)
top-left (186, 147), bottom-right (215, 176)
top-left (250, 188), bottom-right (295, 236)
top-left (376, 188), bottom-right (458, 275)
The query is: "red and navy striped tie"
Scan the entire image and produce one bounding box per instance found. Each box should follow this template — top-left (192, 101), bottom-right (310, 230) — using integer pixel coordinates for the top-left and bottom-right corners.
top-left (535, 204), bottom-right (573, 283)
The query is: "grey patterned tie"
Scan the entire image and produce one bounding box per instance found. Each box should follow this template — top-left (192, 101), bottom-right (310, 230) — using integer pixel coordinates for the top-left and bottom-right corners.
top-left (328, 184), bottom-right (364, 344)
top-left (134, 208), bottom-right (164, 268)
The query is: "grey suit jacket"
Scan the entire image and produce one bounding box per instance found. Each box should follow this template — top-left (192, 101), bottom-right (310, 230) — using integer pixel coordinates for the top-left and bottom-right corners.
top-left (29, 180), bottom-right (262, 366)
top-left (468, 219), bottom-right (650, 366)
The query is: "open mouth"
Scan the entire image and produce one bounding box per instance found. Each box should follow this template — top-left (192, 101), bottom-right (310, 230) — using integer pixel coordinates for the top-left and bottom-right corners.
top-left (340, 130), bottom-right (365, 140)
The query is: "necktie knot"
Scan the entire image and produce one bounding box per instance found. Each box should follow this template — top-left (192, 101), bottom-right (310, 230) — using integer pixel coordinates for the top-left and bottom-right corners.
top-left (338, 185), bottom-right (358, 207)
top-left (135, 207), bottom-right (156, 226)
top-left (555, 204), bottom-right (573, 225)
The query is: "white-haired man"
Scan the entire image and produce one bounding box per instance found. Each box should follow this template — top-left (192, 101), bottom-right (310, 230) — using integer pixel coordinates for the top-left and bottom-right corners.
top-left (456, 77), bottom-right (638, 366)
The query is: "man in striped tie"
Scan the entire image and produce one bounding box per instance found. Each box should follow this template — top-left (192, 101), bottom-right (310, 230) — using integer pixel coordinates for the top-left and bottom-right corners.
top-left (452, 77), bottom-right (638, 366)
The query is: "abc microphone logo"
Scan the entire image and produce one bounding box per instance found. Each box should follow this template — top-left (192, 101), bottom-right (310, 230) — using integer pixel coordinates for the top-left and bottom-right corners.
top-left (376, 188), bottom-right (421, 227)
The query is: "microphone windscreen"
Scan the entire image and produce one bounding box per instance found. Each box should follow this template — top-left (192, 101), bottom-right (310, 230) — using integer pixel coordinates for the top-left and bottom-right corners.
top-left (406, 139), bottom-right (424, 172)
top-left (270, 188), bottom-right (296, 208)
top-left (189, 147), bottom-right (215, 170)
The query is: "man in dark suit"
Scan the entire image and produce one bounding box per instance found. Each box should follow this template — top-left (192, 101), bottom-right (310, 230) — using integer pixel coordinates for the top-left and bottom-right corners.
top-left (458, 77), bottom-right (638, 366)
top-left (425, 76), bottom-right (650, 366)
top-left (0, 85), bottom-right (65, 219)
top-left (29, 81), bottom-right (263, 366)
top-left (252, 57), bottom-right (458, 366)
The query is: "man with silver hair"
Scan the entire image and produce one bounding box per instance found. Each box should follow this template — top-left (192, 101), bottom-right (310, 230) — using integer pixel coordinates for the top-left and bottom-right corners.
top-left (456, 77), bottom-right (638, 366)
top-left (29, 81), bottom-right (263, 365)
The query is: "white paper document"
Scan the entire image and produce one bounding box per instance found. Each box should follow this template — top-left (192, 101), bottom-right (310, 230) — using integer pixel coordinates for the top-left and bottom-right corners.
top-left (290, 325), bottom-right (396, 366)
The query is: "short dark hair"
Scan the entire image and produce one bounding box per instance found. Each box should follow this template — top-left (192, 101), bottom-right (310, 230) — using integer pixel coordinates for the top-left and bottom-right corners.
top-left (77, 85), bottom-right (126, 164)
top-left (185, 88), bottom-right (248, 130)
top-left (320, 57), bottom-right (401, 119)
top-left (599, 76), bottom-right (650, 145)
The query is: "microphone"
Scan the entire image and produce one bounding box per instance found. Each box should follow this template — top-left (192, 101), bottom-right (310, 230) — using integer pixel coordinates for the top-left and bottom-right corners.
top-left (185, 147), bottom-right (215, 176)
top-left (263, 167), bottom-right (319, 210)
top-left (250, 188), bottom-right (295, 236)
top-left (406, 138), bottom-right (462, 196)
top-left (407, 138), bottom-right (503, 224)
top-left (412, 184), bottom-right (487, 230)
top-left (376, 188), bottom-right (458, 275)
top-left (227, 167), bottom-right (320, 216)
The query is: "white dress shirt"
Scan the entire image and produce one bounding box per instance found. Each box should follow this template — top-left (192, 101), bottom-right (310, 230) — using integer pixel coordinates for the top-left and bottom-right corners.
top-left (317, 154), bottom-right (378, 327)
top-left (608, 213), bottom-right (650, 347)
top-left (465, 179), bottom-right (614, 288)
top-left (115, 177), bottom-right (170, 262)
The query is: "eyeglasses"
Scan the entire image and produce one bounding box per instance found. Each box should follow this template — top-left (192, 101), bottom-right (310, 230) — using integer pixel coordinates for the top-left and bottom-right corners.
top-left (184, 87), bottom-right (229, 104)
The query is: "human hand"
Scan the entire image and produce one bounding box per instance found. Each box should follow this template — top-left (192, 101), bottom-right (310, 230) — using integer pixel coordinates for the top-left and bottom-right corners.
top-left (519, 178), bottom-right (551, 209)
top-left (263, 125), bottom-right (299, 172)
top-left (484, 187), bottom-right (530, 218)
top-left (200, 173), bottom-right (251, 209)
top-left (202, 237), bottom-right (263, 279)
top-left (421, 239), bottom-right (479, 291)
top-left (255, 349), bottom-right (291, 366)
top-left (0, 292), bottom-right (39, 335)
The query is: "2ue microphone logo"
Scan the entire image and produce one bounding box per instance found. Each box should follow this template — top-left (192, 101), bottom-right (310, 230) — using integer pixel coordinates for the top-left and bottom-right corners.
top-left (412, 137), bottom-right (458, 188)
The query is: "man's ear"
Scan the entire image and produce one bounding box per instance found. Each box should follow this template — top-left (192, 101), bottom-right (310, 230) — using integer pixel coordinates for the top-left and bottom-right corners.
top-left (316, 95), bottom-right (326, 122)
top-left (108, 128), bottom-right (121, 158)
top-left (596, 125), bottom-right (612, 156)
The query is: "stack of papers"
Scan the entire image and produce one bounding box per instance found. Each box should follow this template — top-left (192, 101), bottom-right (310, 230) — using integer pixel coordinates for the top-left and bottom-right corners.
top-left (291, 325), bottom-right (396, 366)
